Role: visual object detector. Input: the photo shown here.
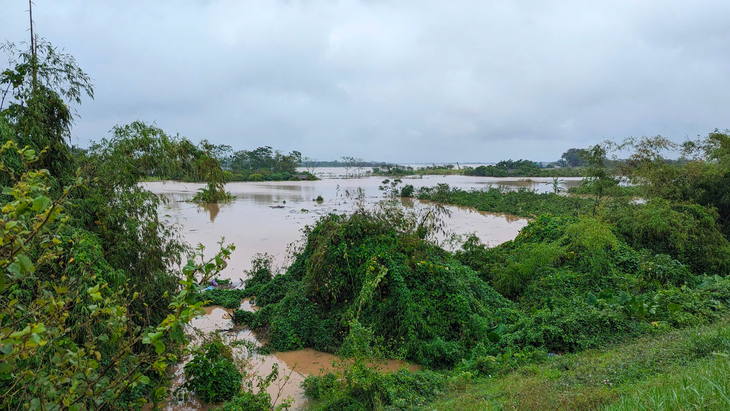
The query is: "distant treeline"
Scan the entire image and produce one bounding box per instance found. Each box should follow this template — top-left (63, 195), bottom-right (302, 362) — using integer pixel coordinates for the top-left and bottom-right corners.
top-left (155, 144), bottom-right (317, 182)
top-left (371, 160), bottom-right (585, 177)
top-left (303, 159), bottom-right (387, 168)
top-left (463, 160), bottom-right (585, 177)
top-left (220, 146), bottom-right (317, 182)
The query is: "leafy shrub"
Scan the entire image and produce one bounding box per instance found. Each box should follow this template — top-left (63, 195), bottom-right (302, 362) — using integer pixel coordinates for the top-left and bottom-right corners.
top-left (248, 174), bottom-right (264, 182)
top-left (184, 341), bottom-right (243, 403)
top-left (216, 391), bottom-right (278, 411)
top-left (605, 199), bottom-right (730, 276)
top-left (244, 254), bottom-right (274, 294)
top-left (192, 184), bottom-right (234, 203)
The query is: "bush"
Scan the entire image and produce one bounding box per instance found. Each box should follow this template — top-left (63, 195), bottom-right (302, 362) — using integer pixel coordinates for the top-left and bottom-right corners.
top-left (246, 209), bottom-right (513, 366)
top-left (605, 199), bottom-right (730, 276)
top-left (399, 184), bottom-right (415, 198)
top-left (216, 391), bottom-right (276, 411)
top-left (184, 342), bottom-right (243, 403)
top-left (248, 174), bottom-right (264, 182)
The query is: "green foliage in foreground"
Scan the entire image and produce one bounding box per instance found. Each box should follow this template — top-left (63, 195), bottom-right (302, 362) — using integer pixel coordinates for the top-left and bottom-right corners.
top-left (0, 140), bottom-right (238, 409)
top-left (417, 184), bottom-right (595, 218)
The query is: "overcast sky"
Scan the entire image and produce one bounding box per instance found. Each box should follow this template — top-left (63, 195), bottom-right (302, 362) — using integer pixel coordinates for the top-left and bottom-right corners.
top-left (2, 1), bottom-right (729, 163)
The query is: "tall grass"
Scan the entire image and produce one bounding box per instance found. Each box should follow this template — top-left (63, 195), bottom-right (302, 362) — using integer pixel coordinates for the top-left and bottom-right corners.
top-left (604, 355), bottom-right (730, 411)
top-left (425, 318), bottom-right (730, 410)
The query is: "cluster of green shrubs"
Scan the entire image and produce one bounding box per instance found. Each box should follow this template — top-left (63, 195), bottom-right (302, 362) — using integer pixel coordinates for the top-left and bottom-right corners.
top-left (229, 184), bottom-right (730, 408)
top-left (237, 210), bottom-right (514, 368)
top-left (417, 184), bottom-right (595, 218)
top-left (197, 288), bottom-right (249, 309)
top-left (182, 339), bottom-right (291, 410)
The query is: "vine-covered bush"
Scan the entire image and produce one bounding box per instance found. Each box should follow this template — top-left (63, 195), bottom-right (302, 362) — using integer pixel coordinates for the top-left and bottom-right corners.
top-left (245, 209), bottom-right (513, 368)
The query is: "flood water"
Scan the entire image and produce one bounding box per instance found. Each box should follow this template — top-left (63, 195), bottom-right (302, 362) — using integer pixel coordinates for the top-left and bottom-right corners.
top-left (145, 174), bottom-right (579, 410)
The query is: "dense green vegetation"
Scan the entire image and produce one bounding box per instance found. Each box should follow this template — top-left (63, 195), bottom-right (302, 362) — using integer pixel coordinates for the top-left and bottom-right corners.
top-left (418, 184), bottom-right (595, 218)
top-left (184, 341), bottom-right (243, 403)
top-left (222, 131), bottom-right (730, 410)
top-left (429, 317), bottom-right (730, 410)
top-left (0, 31), bottom-right (275, 409)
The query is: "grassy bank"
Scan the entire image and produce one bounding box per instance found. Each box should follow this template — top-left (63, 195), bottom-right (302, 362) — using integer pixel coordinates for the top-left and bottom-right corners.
top-left (427, 317), bottom-right (730, 410)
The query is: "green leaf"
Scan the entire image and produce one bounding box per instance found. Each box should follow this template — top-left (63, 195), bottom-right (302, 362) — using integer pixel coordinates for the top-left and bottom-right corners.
top-left (667, 302), bottom-right (681, 312)
top-left (16, 254), bottom-right (34, 274)
top-left (0, 342), bottom-right (13, 355)
top-left (5, 221), bottom-right (17, 229)
top-left (149, 331), bottom-right (164, 342)
top-left (9, 325), bottom-right (31, 339)
top-left (32, 195), bottom-right (51, 212)
top-left (488, 331), bottom-right (501, 343)
top-left (6, 262), bottom-right (20, 277)
top-left (153, 340), bottom-right (165, 354)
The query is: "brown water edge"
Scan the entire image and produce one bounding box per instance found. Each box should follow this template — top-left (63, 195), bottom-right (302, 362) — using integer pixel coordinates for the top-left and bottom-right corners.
top-left (160, 299), bottom-right (420, 410)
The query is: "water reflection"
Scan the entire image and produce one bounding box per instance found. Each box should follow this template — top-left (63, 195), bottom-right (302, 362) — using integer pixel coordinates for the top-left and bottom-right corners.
top-left (199, 203), bottom-right (220, 223)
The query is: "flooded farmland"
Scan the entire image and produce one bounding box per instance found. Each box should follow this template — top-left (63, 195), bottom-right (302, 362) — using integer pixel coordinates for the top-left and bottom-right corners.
top-left (146, 175), bottom-right (580, 410)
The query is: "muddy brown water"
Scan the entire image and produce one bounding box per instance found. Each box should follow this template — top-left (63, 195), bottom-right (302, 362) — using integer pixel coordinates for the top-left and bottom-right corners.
top-left (145, 175), bottom-right (579, 410)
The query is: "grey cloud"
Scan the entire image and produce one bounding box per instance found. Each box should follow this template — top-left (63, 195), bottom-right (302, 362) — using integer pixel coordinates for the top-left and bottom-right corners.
top-left (2, 0), bottom-right (730, 162)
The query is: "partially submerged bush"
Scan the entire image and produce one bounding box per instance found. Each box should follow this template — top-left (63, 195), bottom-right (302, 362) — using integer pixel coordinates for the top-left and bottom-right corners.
top-left (184, 341), bottom-right (243, 403)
